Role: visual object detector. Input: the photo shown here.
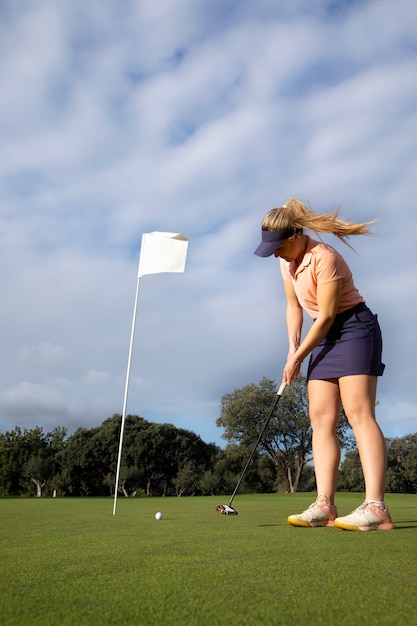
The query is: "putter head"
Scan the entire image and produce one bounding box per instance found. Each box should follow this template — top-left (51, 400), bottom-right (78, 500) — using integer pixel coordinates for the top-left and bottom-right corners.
top-left (215, 504), bottom-right (238, 515)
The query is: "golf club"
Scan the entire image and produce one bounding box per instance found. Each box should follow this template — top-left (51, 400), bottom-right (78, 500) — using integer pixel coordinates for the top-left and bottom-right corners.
top-left (216, 381), bottom-right (286, 515)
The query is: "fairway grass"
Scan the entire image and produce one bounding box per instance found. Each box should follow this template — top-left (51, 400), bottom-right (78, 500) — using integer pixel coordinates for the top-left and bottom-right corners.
top-left (1, 493), bottom-right (416, 625)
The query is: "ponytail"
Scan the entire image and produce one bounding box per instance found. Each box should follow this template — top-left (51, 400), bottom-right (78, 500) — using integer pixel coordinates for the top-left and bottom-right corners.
top-left (261, 199), bottom-right (376, 244)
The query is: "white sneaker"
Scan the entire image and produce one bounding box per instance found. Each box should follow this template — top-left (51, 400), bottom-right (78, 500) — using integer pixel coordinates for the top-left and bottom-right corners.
top-left (334, 502), bottom-right (395, 531)
top-left (287, 495), bottom-right (338, 528)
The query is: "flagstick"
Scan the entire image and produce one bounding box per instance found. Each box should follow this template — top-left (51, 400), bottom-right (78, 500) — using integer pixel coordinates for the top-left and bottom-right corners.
top-left (113, 275), bottom-right (142, 516)
top-left (112, 231), bottom-right (188, 515)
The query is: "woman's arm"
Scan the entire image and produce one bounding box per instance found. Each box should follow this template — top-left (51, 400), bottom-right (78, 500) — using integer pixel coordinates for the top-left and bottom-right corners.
top-left (283, 279), bottom-right (303, 359)
top-left (283, 279), bottom-right (342, 385)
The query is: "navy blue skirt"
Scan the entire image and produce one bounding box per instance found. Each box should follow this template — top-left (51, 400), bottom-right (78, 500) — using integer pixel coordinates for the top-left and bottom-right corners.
top-left (307, 303), bottom-right (385, 381)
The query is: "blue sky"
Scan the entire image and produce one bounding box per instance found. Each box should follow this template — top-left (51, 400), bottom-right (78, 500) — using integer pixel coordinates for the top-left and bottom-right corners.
top-left (1, 0), bottom-right (416, 446)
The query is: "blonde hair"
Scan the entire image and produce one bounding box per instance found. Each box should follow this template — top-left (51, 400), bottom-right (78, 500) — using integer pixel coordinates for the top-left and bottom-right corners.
top-left (262, 199), bottom-right (376, 245)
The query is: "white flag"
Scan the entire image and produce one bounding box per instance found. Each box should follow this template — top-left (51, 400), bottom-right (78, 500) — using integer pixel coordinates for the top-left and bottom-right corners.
top-left (113, 230), bottom-right (188, 515)
top-left (137, 232), bottom-right (188, 278)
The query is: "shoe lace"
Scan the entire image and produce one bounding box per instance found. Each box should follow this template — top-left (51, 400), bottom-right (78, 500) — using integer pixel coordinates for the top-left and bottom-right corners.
top-left (355, 502), bottom-right (378, 516)
top-left (356, 503), bottom-right (368, 516)
top-left (308, 502), bottom-right (322, 511)
top-left (308, 496), bottom-right (330, 512)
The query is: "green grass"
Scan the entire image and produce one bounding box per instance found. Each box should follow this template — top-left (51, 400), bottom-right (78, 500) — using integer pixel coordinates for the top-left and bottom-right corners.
top-left (1, 493), bottom-right (416, 625)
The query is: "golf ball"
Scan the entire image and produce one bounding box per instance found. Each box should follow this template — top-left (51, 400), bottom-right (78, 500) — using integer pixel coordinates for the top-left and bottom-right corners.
top-left (155, 511), bottom-right (163, 520)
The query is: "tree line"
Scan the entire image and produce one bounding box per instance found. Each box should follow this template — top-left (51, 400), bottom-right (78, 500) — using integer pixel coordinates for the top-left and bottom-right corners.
top-left (0, 376), bottom-right (416, 497)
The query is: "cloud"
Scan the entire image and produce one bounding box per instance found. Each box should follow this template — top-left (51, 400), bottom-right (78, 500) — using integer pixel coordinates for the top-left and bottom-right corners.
top-left (0, 381), bottom-right (69, 421)
top-left (0, 0), bottom-right (416, 447)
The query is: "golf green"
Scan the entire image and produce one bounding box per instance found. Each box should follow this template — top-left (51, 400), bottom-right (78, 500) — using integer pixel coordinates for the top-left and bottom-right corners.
top-left (1, 493), bottom-right (416, 625)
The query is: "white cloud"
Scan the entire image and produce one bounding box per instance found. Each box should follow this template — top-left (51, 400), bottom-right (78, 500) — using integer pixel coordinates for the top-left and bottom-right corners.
top-left (0, 0), bottom-right (416, 447)
top-left (0, 381), bottom-right (68, 420)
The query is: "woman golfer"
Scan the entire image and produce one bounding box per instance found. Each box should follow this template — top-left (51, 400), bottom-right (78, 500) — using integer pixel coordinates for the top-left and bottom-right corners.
top-left (254, 199), bottom-right (394, 531)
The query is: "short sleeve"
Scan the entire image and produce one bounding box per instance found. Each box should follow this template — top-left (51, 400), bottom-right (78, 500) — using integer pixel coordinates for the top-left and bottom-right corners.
top-left (314, 248), bottom-right (346, 284)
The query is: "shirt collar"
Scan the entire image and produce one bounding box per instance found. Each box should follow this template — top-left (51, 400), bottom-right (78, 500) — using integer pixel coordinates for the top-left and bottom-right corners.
top-left (289, 235), bottom-right (314, 276)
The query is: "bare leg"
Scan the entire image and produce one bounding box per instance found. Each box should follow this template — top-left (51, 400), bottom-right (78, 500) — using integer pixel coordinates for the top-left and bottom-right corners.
top-left (339, 375), bottom-right (386, 502)
top-left (308, 379), bottom-right (341, 506)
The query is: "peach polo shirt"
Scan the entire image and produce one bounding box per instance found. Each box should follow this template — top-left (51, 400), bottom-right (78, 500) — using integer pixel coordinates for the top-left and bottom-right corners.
top-left (280, 236), bottom-right (364, 319)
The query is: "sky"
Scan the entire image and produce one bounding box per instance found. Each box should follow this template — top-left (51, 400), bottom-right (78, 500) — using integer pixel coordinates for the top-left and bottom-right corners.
top-left (1, 0), bottom-right (416, 448)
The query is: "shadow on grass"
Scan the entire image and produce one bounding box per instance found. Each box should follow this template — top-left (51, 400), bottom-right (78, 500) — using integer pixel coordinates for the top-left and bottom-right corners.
top-left (392, 522), bottom-right (417, 529)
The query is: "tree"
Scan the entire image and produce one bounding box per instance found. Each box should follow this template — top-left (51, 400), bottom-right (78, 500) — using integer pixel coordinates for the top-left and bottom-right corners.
top-left (53, 415), bottom-right (219, 497)
top-left (199, 448), bottom-right (239, 496)
top-left (197, 443), bottom-right (276, 497)
top-left (127, 422), bottom-right (218, 496)
top-left (0, 426), bottom-right (67, 496)
top-left (337, 449), bottom-right (364, 492)
top-left (24, 456), bottom-right (51, 497)
top-left (386, 435), bottom-right (417, 494)
top-left (216, 375), bottom-right (352, 493)
top-left (55, 427), bottom-right (98, 496)
top-left (338, 434), bottom-right (417, 494)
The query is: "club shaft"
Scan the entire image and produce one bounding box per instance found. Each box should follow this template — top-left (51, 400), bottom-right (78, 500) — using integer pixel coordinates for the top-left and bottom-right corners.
top-left (228, 382), bottom-right (286, 507)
